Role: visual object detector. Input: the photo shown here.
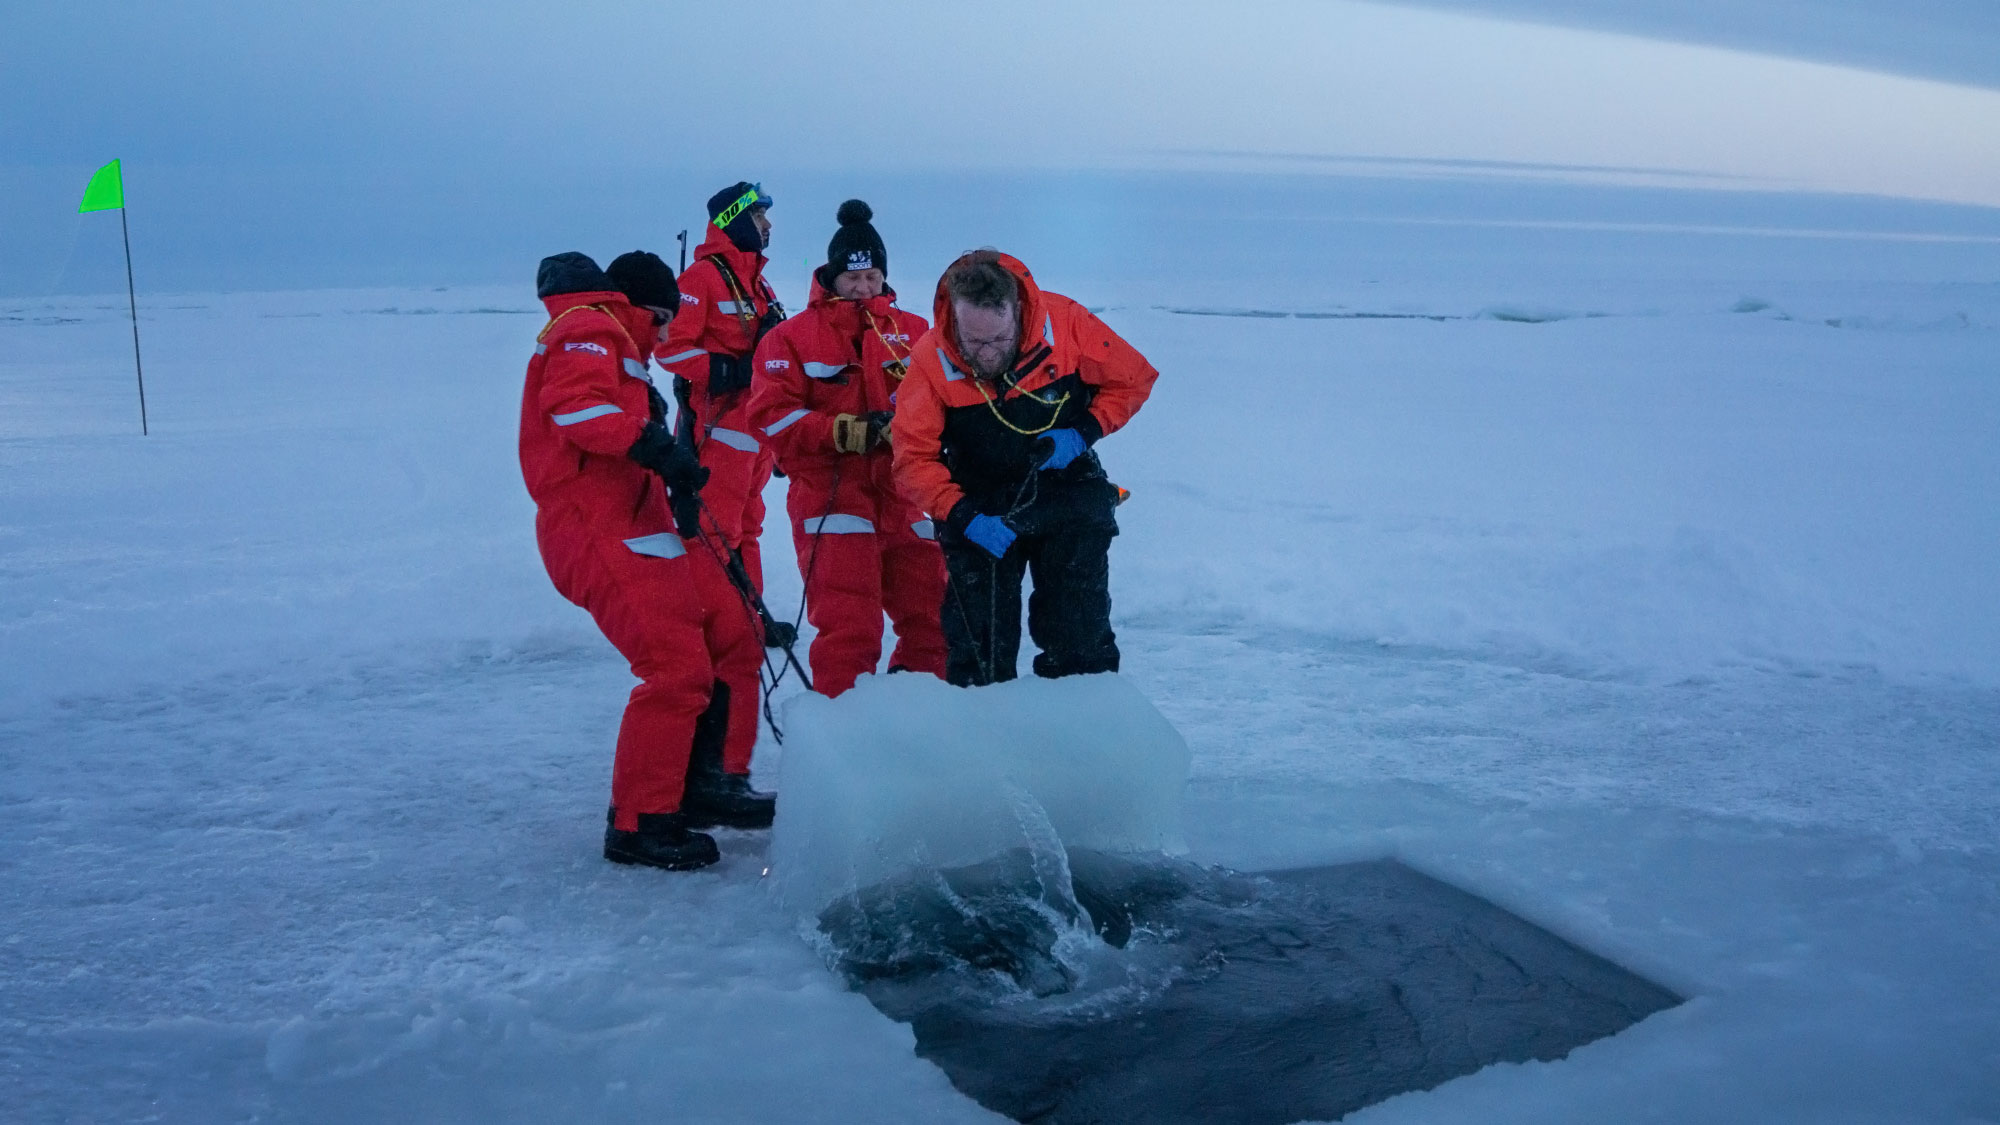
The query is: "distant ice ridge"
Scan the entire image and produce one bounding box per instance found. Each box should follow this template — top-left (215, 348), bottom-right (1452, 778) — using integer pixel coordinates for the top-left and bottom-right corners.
top-left (769, 674), bottom-right (1192, 917)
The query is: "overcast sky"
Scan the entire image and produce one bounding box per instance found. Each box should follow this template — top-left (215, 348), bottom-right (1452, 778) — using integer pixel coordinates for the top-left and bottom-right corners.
top-left (5, 0), bottom-right (1997, 292)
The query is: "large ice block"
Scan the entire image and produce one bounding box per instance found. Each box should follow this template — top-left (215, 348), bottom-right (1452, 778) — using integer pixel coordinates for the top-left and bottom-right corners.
top-left (769, 673), bottom-right (1191, 916)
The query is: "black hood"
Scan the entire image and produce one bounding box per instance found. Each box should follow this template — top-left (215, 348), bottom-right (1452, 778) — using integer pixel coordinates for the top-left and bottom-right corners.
top-left (536, 252), bottom-right (614, 299)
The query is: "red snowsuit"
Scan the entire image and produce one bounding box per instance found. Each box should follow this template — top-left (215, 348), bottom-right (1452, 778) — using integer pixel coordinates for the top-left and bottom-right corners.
top-left (655, 227), bottom-right (782, 594)
top-left (749, 281), bottom-right (947, 696)
top-left (520, 288), bottom-right (762, 831)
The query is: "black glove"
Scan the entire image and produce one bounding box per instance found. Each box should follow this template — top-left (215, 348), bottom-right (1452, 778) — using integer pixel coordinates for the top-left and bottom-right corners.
top-left (755, 303), bottom-right (786, 347)
top-left (628, 421), bottom-right (709, 496)
top-left (708, 353), bottom-right (752, 396)
top-left (866, 411), bottom-right (894, 449)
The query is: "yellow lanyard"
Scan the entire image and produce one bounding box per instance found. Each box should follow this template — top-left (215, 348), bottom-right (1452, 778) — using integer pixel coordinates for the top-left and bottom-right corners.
top-left (971, 365), bottom-right (1070, 436)
top-left (860, 306), bottom-right (912, 380)
top-left (537, 304), bottom-right (641, 357)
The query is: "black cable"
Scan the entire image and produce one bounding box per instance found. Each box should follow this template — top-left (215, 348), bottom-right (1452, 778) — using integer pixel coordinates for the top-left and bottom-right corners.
top-left (767, 455), bottom-right (845, 698)
top-left (689, 494), bottom-right (809, 743)
top-left (941, 448), bottom-right (1048, 686)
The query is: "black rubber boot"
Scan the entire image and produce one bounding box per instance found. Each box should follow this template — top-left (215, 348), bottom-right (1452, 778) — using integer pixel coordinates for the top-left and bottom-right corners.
top-left (682, 771), bottom-right (777, 830)
top-left (681, 681), bottom-right (777, 830)
top-left (604, 810), bottom-right (720, 871)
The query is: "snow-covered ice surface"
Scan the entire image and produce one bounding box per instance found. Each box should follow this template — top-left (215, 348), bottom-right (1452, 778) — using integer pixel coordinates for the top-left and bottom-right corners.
top-left (4, 173), bottom-right (1999, 1122)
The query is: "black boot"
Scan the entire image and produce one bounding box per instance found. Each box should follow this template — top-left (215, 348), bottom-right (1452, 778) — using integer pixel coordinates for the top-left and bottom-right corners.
top-left (682, 681), bottom-right (777, 830)
top-left (603, 810), bottom-right (720, 871)
top-left (682, 771), bottom-right (777, 830)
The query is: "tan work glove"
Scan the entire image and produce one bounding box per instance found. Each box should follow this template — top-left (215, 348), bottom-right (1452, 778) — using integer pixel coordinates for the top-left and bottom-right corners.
top-left (833, 414), bottom-right (871, 454)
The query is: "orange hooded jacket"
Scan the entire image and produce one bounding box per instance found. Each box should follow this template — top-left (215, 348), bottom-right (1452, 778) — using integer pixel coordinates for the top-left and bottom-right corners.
top-left (890, 251), bottom-right (1157, 523)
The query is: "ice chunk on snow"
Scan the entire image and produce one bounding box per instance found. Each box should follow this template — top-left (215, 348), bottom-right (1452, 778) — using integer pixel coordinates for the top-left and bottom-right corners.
top-left (1475, 303), bottom-right (1600, 323)
top-left (769, 673), bottom-right (1191, 916)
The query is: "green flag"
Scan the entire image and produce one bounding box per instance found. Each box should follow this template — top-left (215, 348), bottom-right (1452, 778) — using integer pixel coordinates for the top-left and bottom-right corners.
top-left (77, 158), bottom-right (148, 433)
top-left (79, 159), bottom-right (124, 213)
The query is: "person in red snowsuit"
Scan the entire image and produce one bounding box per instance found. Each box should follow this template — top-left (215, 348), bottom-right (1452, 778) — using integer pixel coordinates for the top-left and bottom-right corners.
top-left (748, 201), bottom-right (947, 697)
top-left (520, 250), bottom-right (774, 872)
top-left (655, 182), bottom-right (789, 643)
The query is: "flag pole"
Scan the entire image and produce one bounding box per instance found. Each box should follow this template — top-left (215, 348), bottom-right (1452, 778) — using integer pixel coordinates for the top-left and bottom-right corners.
top-left (118, 204), bottom-right (148, 436)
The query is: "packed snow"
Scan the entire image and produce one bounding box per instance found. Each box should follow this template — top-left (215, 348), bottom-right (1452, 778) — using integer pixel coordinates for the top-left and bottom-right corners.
top-left (3, 171), bottom-right (1998, 1122)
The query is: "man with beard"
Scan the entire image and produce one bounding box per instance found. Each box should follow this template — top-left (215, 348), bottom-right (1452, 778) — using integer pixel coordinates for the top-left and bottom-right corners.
top-left (891, 250), bottom-right (1158, 686)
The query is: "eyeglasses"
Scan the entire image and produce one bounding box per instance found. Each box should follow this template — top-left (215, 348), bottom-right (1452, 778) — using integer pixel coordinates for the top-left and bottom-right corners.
top-left (958, 328), bottom-right (1018, 352)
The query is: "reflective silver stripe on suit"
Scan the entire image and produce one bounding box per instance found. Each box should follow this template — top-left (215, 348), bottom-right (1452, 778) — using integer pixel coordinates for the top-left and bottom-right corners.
top-left (939, 347), bottom-right (963, 381)
top-left (765, 409), bottom-right (811, 436)
top-left (803, 514), bottom-right (875, 535)
top-left (707, 427), bottom-right (760, 453)
top-left (716, 301), bottom-right (742, 315)
top-left (623, 357), bottom-right (650, 380)
top-left (911, 519), bottom-right (936, 541)
top-left (660, 349), bottom-right (707, 364)
top-left (622, 533), bottom-right (686, 559)
top-left (535, 343), bottom-right (547, 355)
top-left (552, 404), bottom-right (621, 426)
top-left (803, 361), bottom-right (847, 380)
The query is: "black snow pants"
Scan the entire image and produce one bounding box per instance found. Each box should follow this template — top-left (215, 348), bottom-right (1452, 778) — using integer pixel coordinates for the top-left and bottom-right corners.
top-left (938, 472), bottom-right (1120, 687)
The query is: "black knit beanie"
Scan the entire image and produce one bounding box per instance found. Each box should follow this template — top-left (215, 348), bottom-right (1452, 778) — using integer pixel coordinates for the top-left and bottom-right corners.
top-left (536, 251), bottom-right (609, 299)
top-left (824, 199), bottom-right (887, 281)
top-left (706, 181), bottom-right (772, 254)
top-left (605, 251), bottom-right (679, 312)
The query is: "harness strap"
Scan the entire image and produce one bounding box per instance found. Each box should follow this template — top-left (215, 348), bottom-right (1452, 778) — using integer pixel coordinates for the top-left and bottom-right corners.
top-left (701, 254), bottom-right (780, 327)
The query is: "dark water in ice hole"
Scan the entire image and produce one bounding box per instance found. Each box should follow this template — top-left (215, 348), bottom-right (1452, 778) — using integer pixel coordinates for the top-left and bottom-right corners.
top-left (819, 850), bottom-right (1680, 1125)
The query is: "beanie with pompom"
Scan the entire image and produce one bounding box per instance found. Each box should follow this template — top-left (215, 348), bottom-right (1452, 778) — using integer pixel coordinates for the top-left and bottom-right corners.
top-left (822, 199), bottom-right (887, 285)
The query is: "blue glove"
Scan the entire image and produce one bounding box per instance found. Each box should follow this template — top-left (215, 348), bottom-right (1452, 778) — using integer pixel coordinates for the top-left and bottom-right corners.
top-left (964, 513), bottom-right (1017, 558)
top-left (1037, 428), bottom-right (1088, 470)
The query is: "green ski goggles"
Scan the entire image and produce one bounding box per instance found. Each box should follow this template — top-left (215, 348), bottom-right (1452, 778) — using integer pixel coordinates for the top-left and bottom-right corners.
top-left (713, 184), bottom-right (771, 229)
